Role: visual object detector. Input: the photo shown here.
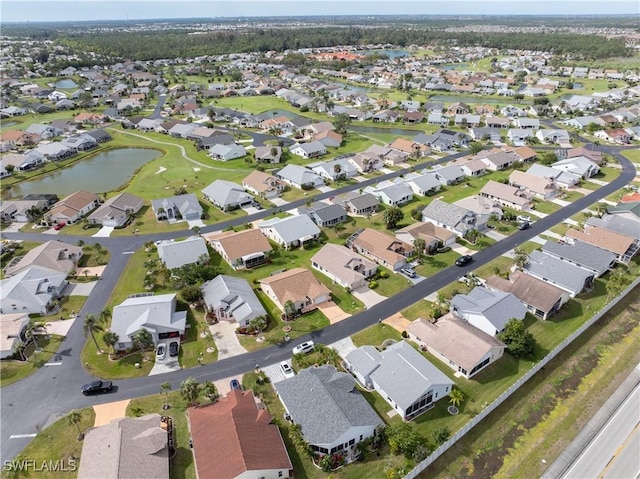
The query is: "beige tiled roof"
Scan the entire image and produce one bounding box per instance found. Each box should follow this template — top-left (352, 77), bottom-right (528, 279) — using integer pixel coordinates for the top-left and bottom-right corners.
top-left (480, 180), bottom-right (532, 207)
top-left (260, 267), bottom-right (330, 305)
top-left (4, 240), bottom-right (82, 277)
top-left (242, 170), bottom-right (284, 194)
top-left (485, 271), bottom-right (566, 313)
top-left (509, 170), bottom-right (555, 196)
top-left (311, 243), bottom-right (376, 286)
top-left (396, 221), bottom-right (455, 244)
top-left (204, 229), bottom-right (272, 262)
top-left (58, 190), bottom-right (99, 210)
top-left (353, 228), bottom-right (414, 265)
top-left (407, 314), bottom-right (505, 373)
top-left (0, 313), bottom-right (29, 355)
top-left (566, 226), bottom-right (634, 255)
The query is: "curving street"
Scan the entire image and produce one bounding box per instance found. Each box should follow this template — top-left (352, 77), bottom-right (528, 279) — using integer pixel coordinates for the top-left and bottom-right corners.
top-left (0, 140), bottom-right (636, 463)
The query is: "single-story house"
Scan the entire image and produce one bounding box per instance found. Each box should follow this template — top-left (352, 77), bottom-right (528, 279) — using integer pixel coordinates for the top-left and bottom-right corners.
top-left (204, 228), bottom-right (272, 270)
top-left (565, 226), bottom-right (636, 264)
top-left (450, 287), bottom-right (527, 337)
top-left (523, 250), bottom-right (595, 297)
top-left (289, 141), bottom-right (327, 159)
top-left (110, 293), bottom-right (187, 351)
top-left (309, 158), bottom-right (358, 181)
top-left (0, 265), bottom-right (67, 315)
top-left (257, 214), bottom-right (320, 250)
top-left (156, 236), bottom-right (209, 270)
top-left (209, 143), bottom-right (247, 161)
top-left (254, 145), bottom-right (282, 163)
top-left (485, 270), bottom-right (570, 321)
top-left (453, 195), bottom-right (503, 230)
top-left (151, 194), bottom-right (203, 221)
top-left (4, 239), bottom-right (82, 277)
top-left (338, 192), bottom-right (379, 216)
top-left (551, 156), bottom-right (600, 179)
top-left (87, 192), bottom-right (144, 228)
top-left (432, 165), bottom-right (466, 186)
top-left (201, 275), bottom-right (267, 328)
top-left (260, 268), bottom-right (330, 314)
top-left (350, 228), bottom-right (413, 271)
top-left (365, 182), bottom-right (413, 207)
top-left (44, 191), bottom-right (100, 226)
top-left (525, 163), bottom-right (580, 189)
top-left (300, 202), bottom-right (348, 228)
top-left (274, 365), bottom-right (383, 456)
top-left (345, 341), bottom-right (453, 421)
top-left (242, 170), bottom-right (286, 199)
top-left (395, 221), bottom-right (457, 250)
top-left (407, 314), bottom-right (506, 379)
top-left (421, 199), bottom-right (478, 238)
top-left (188, 390), bottom-right (292, 479)
top-left (508, 170), bottom-right (557, 200)
top-left (541, 239), bottom-right (616, 277)
top-left (275, 164), bottom-right (324, 190)
top-left (77, 414), bottom-right (169, 479)
top-left (402, 172), bottom-right (441, 197)
top-left (311, 243), bottom-right (377, 290)
top-left (0, 313), bottom-right (30, 359)
top-left (479, 180), bottom-right (533, 211)
top-left (202, 180), bottom-right (254, 211)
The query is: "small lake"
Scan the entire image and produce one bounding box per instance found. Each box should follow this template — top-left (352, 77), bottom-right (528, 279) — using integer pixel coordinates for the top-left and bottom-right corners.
top-left (7, 148), bottom-right (162, 198)
top-left (53, 79), bottom-right (78, 89)
top-left (438, 63), bottom-right (469, 71)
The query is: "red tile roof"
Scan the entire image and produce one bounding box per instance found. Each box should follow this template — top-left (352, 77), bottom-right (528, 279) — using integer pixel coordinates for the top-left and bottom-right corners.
top-left (188, 390), bottom-right (292, 479)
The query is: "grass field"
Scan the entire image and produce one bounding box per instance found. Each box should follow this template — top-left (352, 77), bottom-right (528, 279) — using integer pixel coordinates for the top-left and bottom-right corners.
top-left (0, 335), bottom-right (65, 387)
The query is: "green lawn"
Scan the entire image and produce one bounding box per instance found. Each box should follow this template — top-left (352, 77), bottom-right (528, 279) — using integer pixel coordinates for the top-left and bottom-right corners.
top-left (5, 406), bottom-right (95, 479)
top-left (531, 199), bottom-right (561, 214)
top-left (0, 335), bottom-right (65, 387)
top-left (351, 323), bottom-right (403, 348)
top-left (373, 266), bottom-right (415, 297)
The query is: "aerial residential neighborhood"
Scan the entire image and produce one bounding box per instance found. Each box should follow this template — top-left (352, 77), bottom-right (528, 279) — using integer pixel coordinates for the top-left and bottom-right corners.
top-left (0, 5), bottom-right (639, 479)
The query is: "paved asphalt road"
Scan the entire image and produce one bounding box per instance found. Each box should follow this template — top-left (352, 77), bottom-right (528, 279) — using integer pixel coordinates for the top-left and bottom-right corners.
top-left (0, 142), bottom-right (635, 462)
top-left (562, 383), bottom-right (640, 479)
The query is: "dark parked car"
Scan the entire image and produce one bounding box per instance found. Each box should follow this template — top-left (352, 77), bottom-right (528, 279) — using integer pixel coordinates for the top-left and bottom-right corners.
top-left (230, 379), bottom-right (242, 391)
top-left (517, 221), bottom-right (530, 230)
top-left (455, 255), bottom-right (473, 267)
top-left (169, 341), bottom-right (179, 357)
top-left (82, 380), bottom-right (113, 396)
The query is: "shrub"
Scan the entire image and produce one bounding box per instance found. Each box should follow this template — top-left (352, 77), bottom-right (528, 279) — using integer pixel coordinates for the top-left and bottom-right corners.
top-left (378, 270), bottom-right (388, 279)
top-left (401, 330), bottom-right (408, 338)
top-left (368, 280), bottom-right (378, 289)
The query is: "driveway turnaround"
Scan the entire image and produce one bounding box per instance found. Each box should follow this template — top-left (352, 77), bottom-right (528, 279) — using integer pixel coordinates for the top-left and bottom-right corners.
top-left (93, 399), bottom-right (131, 427)
top-left (209, 321), bottom-right (247, 359)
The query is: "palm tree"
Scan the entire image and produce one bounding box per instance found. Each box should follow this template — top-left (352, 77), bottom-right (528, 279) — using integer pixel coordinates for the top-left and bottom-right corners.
top-left (132, 329), bottom-right (154, 352)
top-left (606, 270), bottom-right (626, 301)
top-left (449, 387), bottom-right (465, 408)
top-left (161, 382), bottom-right (172, 410)
top-left (83, 314), bottom-right (103, 352)
top-left (99, 308), bottom-right (111, 324)
top-left (180, 377), bottom-right (200, 407)
top-left (200, 381), bottom-right (218, 401)
top-left (283, 300), bottom-right (297, 321)
top-left (413, 238), bottom-right (426, 261)
top-left (102, 332), bottom-right (119, 354)
top-left (323, 347), bottom-right (341, 368)
top-left (12, 339), bottom-right (26, 361)
top-left (513, 248), bottom-right (529, 271)
top-left (66, 410), bottom-right (83, 439)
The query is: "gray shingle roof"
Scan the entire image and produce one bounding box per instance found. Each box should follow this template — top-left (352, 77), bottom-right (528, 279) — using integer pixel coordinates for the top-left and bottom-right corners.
top-left (276, 164), bottom-right (323, 186)
top-left (422, 199), bottom-right (476, 233)
top-left (450, 287), bottom-right (526, 332)
top-left (202, 180), bottom-right (253, 209)
top-left (586, 214), bottom-right (640, 239)
top-left (274, 365), bottom-right (383, 445)
top-left (156, 236), bottom-right (209, 270)
top-left (524, 250), bottom-right (594, 294)
top-left (201, 275), bottom-right (266, 326)
top-left (541, 240), bottom-right (615, 274)
top-left (258, 214), bottom-right (320, 244)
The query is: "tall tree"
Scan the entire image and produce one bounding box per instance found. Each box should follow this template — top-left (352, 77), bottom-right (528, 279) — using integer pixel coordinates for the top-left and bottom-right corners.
top-left (498, 319), bottom-right (536, 359)
top-left (283, 300), bottom-right (297, 321)
top-left (132, 329), bottom-right (154, 352)
top-left (413, 238), bottom-right (426, 261)
top-left (161, 382), bottom-right (172, 410)
top-left (200, 380), bottom-right (218, 401)
top-left (180, 377), bottom-right (200, 407)
top-left (383, 206), bottom-right (404, 230)
top-left (83, 314), bottom-right (103, 352)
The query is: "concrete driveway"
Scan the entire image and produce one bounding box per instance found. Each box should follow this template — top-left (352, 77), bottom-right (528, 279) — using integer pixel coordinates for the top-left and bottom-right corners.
top-left (328, 337), bottom-right (357, 359)
top-left (92, 226), bottom-right (114, 237)
top-left (270, 198), bottom-right (289, 207)
top-left (209, 321), bottom-right (247, 359)
top-left (383, 312), bottom-right (412, 333)
top-left (352, 286), bottom-right (386, 309)
top-left (45, 317), bottom-right (76, 336)
top-left (93, 399), bottom-right (131, 427)
top-left (316, 301), bottom-right (351, 324)
top-left (63, 281), bottom-right (98, 296)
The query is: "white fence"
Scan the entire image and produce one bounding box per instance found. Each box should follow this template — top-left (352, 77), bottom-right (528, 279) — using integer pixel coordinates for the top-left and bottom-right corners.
top-left (404, 277), bottom-right (640, 479)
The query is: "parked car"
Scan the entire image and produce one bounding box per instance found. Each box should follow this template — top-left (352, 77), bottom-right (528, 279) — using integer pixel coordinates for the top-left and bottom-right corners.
top-left (82, 380), bottom-right (113, 396)
top-left (230, 379), bottom-right (242, 391)
top-left (455, 255), bottom-right (473, 267)
top-left (156, 344), bottom-right (166, 361)
top-left (292, 340), bottom-right (315, 355)
top-left (53, 223), bottom-right (65, 230)
top-left (169, 341), bottom-right (179, 357)
top-left (401, 267), bottom-right (416, 278)
top-left (517, 215), bottom-right (532, 223)
top-left (517, 221), bottom-right (530, 230)
top-left (280, 361), bottom-right (295, 379)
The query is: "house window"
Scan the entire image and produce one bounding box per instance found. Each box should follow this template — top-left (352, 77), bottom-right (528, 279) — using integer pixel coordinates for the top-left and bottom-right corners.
top-left (279, 472), bottom-right (283, 478)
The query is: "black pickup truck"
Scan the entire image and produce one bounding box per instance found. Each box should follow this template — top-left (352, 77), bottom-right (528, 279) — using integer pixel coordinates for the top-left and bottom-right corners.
top-left (81, 380), bottom-right (113, 396)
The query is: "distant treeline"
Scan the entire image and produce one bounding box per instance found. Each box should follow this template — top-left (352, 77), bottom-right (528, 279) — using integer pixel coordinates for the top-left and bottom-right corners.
top-left (8, 26), bottom-right (633, 62)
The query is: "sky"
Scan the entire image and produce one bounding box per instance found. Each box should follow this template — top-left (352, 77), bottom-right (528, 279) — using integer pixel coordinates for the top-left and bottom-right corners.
top-left (1, 0), bottom-right (638, 23)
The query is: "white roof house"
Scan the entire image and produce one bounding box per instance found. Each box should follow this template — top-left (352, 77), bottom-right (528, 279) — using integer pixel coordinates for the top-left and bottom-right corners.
top-left (156, 236), bottom-right (209, 270)
top-left (275, 164), bottom-right (324, 189)
top-left (110, 293), bottom-right (187, 351)
top-left (202, 180), bottom-right (254, 211)
top-left (345, 341), bottom-right (453, 420)
top-left (257, 214), bottom-right (320, 249)
top-left (0, 265), bottom-right (68, 315)
top-left (201, 275), bottom-right (267, 328)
